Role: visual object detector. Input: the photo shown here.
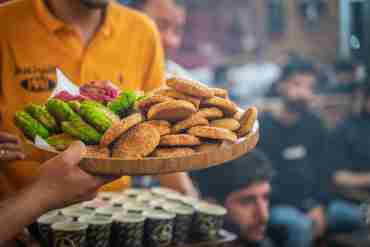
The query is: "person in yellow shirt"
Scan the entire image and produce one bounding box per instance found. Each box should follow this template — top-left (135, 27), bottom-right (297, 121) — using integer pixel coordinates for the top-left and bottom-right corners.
top-left (0, 0), bottom-right (195, 198)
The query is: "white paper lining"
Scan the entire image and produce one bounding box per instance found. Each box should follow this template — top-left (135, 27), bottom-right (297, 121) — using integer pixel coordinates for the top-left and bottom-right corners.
top-left (34, 69), bottom-right (79, 151)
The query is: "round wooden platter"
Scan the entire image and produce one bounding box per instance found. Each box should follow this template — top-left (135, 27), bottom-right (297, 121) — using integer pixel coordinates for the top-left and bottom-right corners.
top-left (25, 122), bottom-right (259, 176)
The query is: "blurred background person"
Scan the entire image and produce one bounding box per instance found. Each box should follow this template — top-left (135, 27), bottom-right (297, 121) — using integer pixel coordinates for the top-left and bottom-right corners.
top-left (258, 62), bottom-right (328, 247)
top-left (324, 84), bottom-right (370, 234)
top-left (221, 151), bottom-right (274, 247)
top-left (133, 0), bottom-right (193, 79)
top-left (189, 150), bottom-right (274, 246)
top-left (126, 0), bottom-right (198, 196)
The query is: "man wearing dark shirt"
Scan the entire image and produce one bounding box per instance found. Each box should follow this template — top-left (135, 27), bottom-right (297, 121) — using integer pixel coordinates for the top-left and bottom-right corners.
top-left (258, 63), bottom-right (328, 247)
top-left (192, 150), bottom-right (275, 247)
top-left (324, 86), bottom-right (370, 233)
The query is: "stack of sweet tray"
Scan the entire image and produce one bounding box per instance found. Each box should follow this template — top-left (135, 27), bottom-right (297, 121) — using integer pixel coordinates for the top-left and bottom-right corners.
top-left (19, 74), bottom-right (259, 176)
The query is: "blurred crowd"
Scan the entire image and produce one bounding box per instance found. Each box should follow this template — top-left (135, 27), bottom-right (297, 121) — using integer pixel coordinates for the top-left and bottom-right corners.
top-left (0, 0), bottom-right (369, 246)
top-left (123, 0), bottom-right (370, 246)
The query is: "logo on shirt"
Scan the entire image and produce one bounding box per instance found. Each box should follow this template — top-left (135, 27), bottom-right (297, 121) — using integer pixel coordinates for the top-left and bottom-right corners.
top-left (282, 145), bottom-right (307, 160)
top-left (16, 65), bottom-right (57, 92)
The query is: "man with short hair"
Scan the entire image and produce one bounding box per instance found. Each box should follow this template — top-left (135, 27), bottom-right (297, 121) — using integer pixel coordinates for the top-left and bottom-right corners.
top-left (223, 150), bottom-right (275, 247)
top-left (191, 150), bottom-right (274, 246)
top-left (258, 62), bottom-right (328, 247)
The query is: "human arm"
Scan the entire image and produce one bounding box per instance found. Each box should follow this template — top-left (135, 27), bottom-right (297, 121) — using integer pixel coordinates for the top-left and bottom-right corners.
top-left (0, 142), bottom-right (112, 242)
top-left (157, 172), bottom-right (199, 197)
top-left (307, 205), bottom-right (327, 239)
top-left (334, 171), bottom-right (370, 188)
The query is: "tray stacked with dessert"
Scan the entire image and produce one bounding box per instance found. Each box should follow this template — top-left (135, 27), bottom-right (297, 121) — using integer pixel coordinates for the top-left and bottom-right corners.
top-left (16, 71), bottom-right (259, 176)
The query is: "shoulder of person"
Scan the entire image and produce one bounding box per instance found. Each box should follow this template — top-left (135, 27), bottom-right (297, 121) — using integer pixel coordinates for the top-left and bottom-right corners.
top-left (110, 3), bottom-right (158, 38)
top-left (0, 0), bottom-right (32, 31)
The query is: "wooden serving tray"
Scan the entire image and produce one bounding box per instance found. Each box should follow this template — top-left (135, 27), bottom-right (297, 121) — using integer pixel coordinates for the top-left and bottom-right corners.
top-left (25, 124), bottom-right (259, 176)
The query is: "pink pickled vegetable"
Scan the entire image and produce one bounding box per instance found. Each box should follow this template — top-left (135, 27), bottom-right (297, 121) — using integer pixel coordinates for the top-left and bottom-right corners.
top-left (80, 80), bottom-right (119, 103)
top-left (53, 91), bottom-right (87, 101)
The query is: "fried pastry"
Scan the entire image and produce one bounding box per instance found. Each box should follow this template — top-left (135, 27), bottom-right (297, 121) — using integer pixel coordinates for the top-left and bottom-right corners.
top-left (210, 88), bottom-right (228, 99)
top-left (136, 95), bottom-right (173, 113)
top-left (146, 120), bottom-right (171, 136)
top-left (201, 97), bottom-right (238, 117)
top-left (210, 118), bottom-right (240, 131)
top-left (154, 88), bottom-right (201, 109)
top-left (238, 106), bottom-right (258, 137)
top-left (85, 145), bottom-right (110, 158)
top-left (233, 111), bottom-right (243, 121)
top-left (112, 123), bottom-right (160, 159)
top-left (166, 77), bottom-right (214, 99)
top-left (100, 113), bottom-right (143, 147)
top-left (188, 126), bottom-right (237, 142)
top-left (194, 107), bottom-right (224, 120)
top-left (159, 134), bottom-right (201, 146)
top-left (172, 115), bottom-right (209, 134)
top-left (147, 100), bottom-right (196, 122)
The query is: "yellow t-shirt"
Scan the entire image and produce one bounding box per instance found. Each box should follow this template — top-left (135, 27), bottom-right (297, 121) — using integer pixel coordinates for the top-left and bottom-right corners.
top-left (0, 0), bottom-right (165, 192)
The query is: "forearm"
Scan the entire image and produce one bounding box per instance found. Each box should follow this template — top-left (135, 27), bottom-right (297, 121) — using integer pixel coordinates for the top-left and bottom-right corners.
top-left (0, 184), bottom-right (49, 242)
top-left (157, 172), bottom-right (198, 197)
top-left (335, 171), bottom-right (370, 188)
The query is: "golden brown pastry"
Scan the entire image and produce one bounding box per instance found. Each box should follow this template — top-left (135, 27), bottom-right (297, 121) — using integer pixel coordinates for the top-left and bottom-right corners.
top-left (172, 115), bottom-right (209, 134)
top-left (154, 88), bottom-right (201, 109)
top-left (193, 107), bottom-right (224, 120)
top-left (210, 118), bottom-right (241, 131)
top-left (195, 142), bottom-right (221, 153)
top-left (84, 145), bottom-right (110, 158)
top-left (210, 88), bottom-right (228, 99)
top-left (153, 147), bottom-right (195, 158)
top-left (159, 134), bottom-right (201, 146)
top-left (233, 111), bottom-right (243, 121)
top-left (146, 120), bottom-right (171, 136)
top-left (136, 95), bottom-right (173, 113)
top-left (100, 113), bottom-right (143, 147)
top-left (166, 77), bottom-right (214, 99)
top-left (112, 123), bottom-right (160, 159)
top-left (238, 106), bottom-right (258, 137)
top-left (188, 126), bottom-right (237, 142)
top-left (147, 100), bottom-right (197, 122)
top-left (201, 97), bottom-right (238, 117)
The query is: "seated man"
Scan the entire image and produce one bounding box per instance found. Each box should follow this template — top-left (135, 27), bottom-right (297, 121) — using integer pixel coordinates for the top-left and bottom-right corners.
top-left (191, 150), bottom-right (274, 247)
top-left (0, 141), bottom-right (111, 243)
top-left (258, 62), bottom-right (328, 247)
top-left (224, 151), bottom-right (275, 247)
top-left (325, 85), bottom-right (370, 233)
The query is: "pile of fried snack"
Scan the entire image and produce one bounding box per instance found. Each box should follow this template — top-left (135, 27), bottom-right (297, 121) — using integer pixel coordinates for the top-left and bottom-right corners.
top-left (14, 78), bottom-right (257, 159)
